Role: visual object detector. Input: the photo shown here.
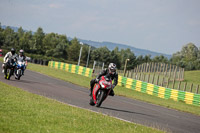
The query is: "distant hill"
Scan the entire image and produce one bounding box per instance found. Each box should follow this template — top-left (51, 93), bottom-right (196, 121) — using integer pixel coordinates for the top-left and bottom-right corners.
top-left (2, 25), bottom-right (19, 32)
top-left (73, 38), bottom-right (171, 59)
top-left (2, 25), bottom-right (171, 59)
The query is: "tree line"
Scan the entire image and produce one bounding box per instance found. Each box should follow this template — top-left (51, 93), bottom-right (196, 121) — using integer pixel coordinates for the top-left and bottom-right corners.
top-left (170, 43), bottom-right (200, 70)
top-left (0, 23), bottom-right (199, 70)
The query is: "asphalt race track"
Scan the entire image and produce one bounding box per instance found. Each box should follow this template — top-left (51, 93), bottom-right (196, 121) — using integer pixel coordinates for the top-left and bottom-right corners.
top-left (0, 62), bottom-right (200, 133)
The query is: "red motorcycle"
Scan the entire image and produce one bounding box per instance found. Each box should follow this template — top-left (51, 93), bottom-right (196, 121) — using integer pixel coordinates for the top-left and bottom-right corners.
top-left (89, 76), bottom-right (113, 107)
top-left (0, 49), bottom-right (2, 57)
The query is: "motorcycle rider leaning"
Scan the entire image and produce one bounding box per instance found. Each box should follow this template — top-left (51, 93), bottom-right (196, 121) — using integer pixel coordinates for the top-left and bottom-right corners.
top-left (16, 49), bottom-right (28, 75)
top-left (90, 63), bottom-right (118, 96)
top-left (2, 48), bottom-right (17, 73)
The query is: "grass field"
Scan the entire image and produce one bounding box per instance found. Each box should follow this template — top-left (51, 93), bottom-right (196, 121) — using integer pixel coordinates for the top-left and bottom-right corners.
top-left (0, 81), bottom-right (163, 133)
top-left (0, 57), bottom-right (200, 115)
top-left (184, 71), bottom-right (200, 84)
top-left (26, 63), bottom-right (200, 116)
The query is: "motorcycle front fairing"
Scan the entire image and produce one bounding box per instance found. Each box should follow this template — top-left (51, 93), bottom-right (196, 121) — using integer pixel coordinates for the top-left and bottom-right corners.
top-left (14, 61), bottom-right (24, 78)
top-left (4, 58), bottom-right (17, 80)
top-left (17, 61), bottom-right (25, 70)
top-left (6, 59), bottom-right (16, 68)
top-left (92, 76), bottom-right (112, 104)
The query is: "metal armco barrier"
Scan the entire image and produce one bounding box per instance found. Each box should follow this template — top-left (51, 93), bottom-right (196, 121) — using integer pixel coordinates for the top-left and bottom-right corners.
top-left (118, 75), bottom-right (200, 106)
top-left (48, 61), bottom-right (92, 77)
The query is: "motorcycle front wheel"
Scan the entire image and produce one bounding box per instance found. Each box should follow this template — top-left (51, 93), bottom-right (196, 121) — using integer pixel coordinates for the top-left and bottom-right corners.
top-left (16, 69), bottom-right (21, 80)
top-left (96, 90), bottom-right (106, 107)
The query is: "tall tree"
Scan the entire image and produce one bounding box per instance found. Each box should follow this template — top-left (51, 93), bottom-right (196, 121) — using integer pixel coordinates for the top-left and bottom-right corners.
top-left (136, 55), bottom-right (144, 65)
top-left (181, 43), bottom-right (198, 62)
top-left (19, 31), bottom-right (33, 52)
top-left (152, 55), bottom-right (168, 63)
top-left (170, 43), bottom-right (199, 70)
top-left (81, 44), bottom-right (90, 64)
top-left (120, 48), bottom-right (136, 70)
top-left (33, 27), bottom-right (45, 54)
top-left (0, 23), bottom-right (4, 48)
top-left (109, 47), bottom-right (121, 69)
top-left (91, 46), bottom-right (110, 66)
top-left (17, 27), bottom-right (24, 39)
top-left (144, 55), bottom-right (152, 62)
top-left (53, 40), bottom-right (68, 59)
top-left (2, 26), bottom-right (17, 49)
top-left (68, 38), bottom-right (80, 61)
top-left (43, 33), bottom-right (60, 56)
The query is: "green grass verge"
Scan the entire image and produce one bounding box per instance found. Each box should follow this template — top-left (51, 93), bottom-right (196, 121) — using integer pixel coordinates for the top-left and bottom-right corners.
top-left (0, 81), bottom-right (163, 133)
top-left (26, 63), bottom-right (200, 116)
top-left (184, 70), bottom-right (200, 84)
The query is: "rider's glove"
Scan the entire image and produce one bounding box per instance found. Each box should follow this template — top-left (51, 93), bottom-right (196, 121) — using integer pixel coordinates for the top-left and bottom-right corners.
top-left (95, 78), bottom-right (99, 82)
top-left (112, 85), bottom-right (115, 89)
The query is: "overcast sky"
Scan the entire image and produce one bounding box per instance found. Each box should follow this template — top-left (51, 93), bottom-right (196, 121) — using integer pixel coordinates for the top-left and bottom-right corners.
top-left (0, 0), bottom-right (200, 55)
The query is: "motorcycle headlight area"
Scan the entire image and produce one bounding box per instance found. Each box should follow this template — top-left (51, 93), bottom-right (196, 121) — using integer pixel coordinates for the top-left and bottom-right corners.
top-left (100, 81), bottom-right (112, 89)
top-left (100, 81), bottom-right (105, 88)
top-left (17, 61), bottom-right (25, 67)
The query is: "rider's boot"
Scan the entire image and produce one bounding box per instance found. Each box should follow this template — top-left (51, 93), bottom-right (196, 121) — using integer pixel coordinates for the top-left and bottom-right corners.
top-left (109, 89), bottom-right (115, 96)
top-left (4, 69), bottom-right (7, 79)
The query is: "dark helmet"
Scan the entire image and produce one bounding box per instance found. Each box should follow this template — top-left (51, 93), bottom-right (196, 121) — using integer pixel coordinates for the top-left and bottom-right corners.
top-left (11, 48), bottom-right (15, 55)
top-left (19, 49), bottom-right (24, 56)
top-left (108, 63), bottom-right (117, 74)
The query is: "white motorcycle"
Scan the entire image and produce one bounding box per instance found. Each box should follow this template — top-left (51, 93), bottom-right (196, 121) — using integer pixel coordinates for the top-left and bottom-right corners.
top-left (15, 60), bottom-right (26, 80)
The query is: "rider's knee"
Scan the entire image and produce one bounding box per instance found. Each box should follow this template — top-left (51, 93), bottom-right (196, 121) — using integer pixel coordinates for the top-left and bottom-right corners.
top-left (2, 64), bottom-right (5, 69)
top-left (90, 79), bottom-right (95, 84)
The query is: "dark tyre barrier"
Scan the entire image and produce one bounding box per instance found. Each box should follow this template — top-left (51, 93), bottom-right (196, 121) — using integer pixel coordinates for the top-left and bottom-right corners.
top-left (32, 59), bottom-right (37, 64)
top-left (40, 60), bottom-right (43, 65)
top-left (43, 60), bottom-right (48, 66)
top-left (31, 59), bottom-right (49, 66)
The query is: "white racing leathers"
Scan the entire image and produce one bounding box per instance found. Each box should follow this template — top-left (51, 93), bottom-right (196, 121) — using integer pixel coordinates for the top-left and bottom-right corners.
top-left (2, 52), bottom-right (17, 70)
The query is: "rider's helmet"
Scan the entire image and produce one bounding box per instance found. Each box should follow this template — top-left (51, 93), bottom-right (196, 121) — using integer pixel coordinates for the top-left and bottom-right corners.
top-left (108, 63), bottom-right (117, 75)
top-left (11, 48), bottom-right (15, 55)
top-left (19, 49), bottom-right (24, 56)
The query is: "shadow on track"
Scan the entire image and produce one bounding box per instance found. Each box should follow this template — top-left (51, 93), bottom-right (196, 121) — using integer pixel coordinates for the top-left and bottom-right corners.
top-left (100, 106), bottom-right (153, 117)
top-left (8, 79), bottom-right (40, 84)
